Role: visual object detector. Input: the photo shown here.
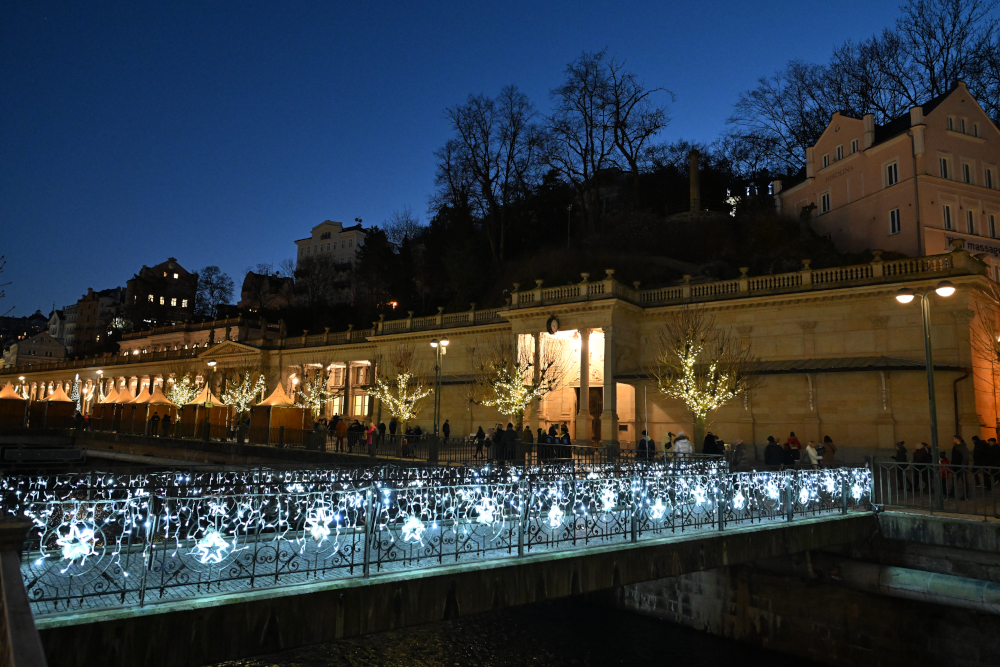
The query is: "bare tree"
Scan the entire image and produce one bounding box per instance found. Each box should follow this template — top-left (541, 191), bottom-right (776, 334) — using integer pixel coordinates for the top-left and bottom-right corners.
top-left (294, 255), bottom-right (344, 312)
top-left (648, 308), bottom-right (763, 445)
top-left (384, 206), bottom-right (424, 247)
top-left (0, 256), bottom-right (10, 317)
top-left (195, 266), bottom-right (235, 317)
top-left (469, 334), bottom-right (565, 429)
top-left (369, 345), bottom-right (432, 427)
top-left (442, 85), bottom-right (544, 261)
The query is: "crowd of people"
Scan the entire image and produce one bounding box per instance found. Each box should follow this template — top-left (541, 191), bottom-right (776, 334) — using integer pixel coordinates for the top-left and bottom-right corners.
top-left (761, 432), bottom-right (838, 470)
top-left (890, 435), bottom-right (1000, 497)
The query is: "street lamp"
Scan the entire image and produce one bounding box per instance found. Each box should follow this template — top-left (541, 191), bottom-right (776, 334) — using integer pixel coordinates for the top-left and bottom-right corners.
top-left (430, 337), bottom-right (449, 436)
top-left (895, 280), bottom-right (955, 508)
top-left (206, 360), bottom-right (217, 408)
top-left (96, 369), bottom-right (104, 405)
top-left (17, 376), bottom-right (25, 399)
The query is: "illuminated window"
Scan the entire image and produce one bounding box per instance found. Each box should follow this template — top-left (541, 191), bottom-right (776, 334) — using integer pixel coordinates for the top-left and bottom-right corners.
top-left (331, 396), bottom-right (342, 415)
top-left (182, 299), bottom-right (188, 308)
top-left (148, 294), bottom-right (154, 302)
top-left (159, 296), bottom-right (165, 305)
top-left (170, 298), bottom-right (177, 306)
top-left (163, 271), bottom-right (167, 277)
top-left (173, 273), bottom-right (178, 279)
top-left (353, 394), bottom-right (367, 416)
top-left (890, 209), bottom-right (901, 235)
top-left (943, 205), bottom-right (953, 230)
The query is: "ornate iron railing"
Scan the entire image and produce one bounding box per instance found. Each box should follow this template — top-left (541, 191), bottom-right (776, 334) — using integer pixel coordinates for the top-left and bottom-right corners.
top-left (8, 465), bottom-right (872, 617)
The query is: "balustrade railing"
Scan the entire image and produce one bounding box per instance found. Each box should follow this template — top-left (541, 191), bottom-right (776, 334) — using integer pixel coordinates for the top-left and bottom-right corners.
top-left (871, 461), bottom-right (999, 518)
top-left (6, 465), bottom-right (871, 617)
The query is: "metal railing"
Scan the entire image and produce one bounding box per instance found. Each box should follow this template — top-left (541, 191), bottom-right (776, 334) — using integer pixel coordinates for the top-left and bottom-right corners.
top-left (871, 461), bottom-right (1000, 518)
top-left (5, 465), bottom-right (872, 617)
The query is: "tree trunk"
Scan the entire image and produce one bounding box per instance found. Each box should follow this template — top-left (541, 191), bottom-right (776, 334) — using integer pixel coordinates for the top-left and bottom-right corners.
top-left (694, 413), bottom-right (707, 451)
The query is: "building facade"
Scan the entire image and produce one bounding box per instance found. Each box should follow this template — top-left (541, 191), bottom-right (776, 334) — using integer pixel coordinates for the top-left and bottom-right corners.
top-left (124, 258), bottom-right (198, 325)
top-left (46, 307), bottom-right (76, 351)
top-left (73, 287), bottom-right (123, 353)
top-left (774, 82), bottom-right (1000, 261)
top-left (2, 331), bottom-right (66, 369)
top-left (294, 220), bottom-right (366, 269)
top-left (4, 247), bottom-right (996, 461)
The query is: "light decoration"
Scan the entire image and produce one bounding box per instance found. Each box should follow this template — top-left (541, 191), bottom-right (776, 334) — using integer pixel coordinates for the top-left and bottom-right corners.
top-left (692, 485), bottom-right (708, 506)
top-left (305, 506), bottom-right (334, 544)
top-left (475, 498), bottom-right (497, 525)
top-left (401, 515), bottom-right (425, 543)
top-left (167, 374), bottom-right (200, 405)
top-left (798, 487), bottom-right (811, 505)
top-left (765, 481), bottom-right (780, 501)
top-left (547, 505), bottom-right (564, 528)
top-left (600, 487), bottom-right (616, 512)
top-left (648, 498), bottom-right (666, 519)
top-left (192, 528), bottom-right (230, 564)
top-left (298, 375), bottom-right (333, 418)
top-left (222, 372), bottom-right (267, 419)
top-left (851, 484), bottom-right (863, 501)
top-left (70, 374), bottom-right (81, 412)
top-left (732, 489), bottom-right (746, 511)
top-left (56, 523), bottom-right (97, 565)
top-left (369, 372), bottom-right (432, 423)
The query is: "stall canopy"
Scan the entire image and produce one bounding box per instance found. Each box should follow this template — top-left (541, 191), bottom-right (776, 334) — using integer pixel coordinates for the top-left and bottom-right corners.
top-left (0, 381), bottom-right (27, 428)
top-left (30, 384), bottom-right (76, 429)
top-left (249, 384), bottom-right (307, 444)
top-left (132, 385), bottom-right (178, 434)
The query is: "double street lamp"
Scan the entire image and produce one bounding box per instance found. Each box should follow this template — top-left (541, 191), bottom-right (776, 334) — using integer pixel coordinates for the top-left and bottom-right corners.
top-left (430, 337), bottom-right (449, 436)
top-left (895, 280), bottom-right (955, 508)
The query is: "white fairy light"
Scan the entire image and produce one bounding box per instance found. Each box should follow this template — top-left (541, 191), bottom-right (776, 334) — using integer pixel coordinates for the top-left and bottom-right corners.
top-left (798, 487), bottom-right (810, 505)
top-left (475, 498), bottom-right (496, 525)
top-left (305, 507), bottom-right (334, 544)
top-left (600, 488), bottom-right (616, 512)
top-left (851, 483), bottom-right (863, 500)
top-left (692, 485), bottom-right (708, 505)
top-left (649, 498), bottom-right (666, 519)
top-left (193, 528), bottom-right (230, 564)
top-left (547, 505), bottom-right (564, 528)
top-left (732, 490), bottom-right (746, 511)
top-left (401, 515), bottom-right (425, 543)
top-left (57, 524), bottom-right (97, 565)
top-left (765, 481), bottom-right (780, 501)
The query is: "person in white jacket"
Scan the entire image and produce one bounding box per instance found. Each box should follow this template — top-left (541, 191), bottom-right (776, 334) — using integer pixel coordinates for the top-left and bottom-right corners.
top-left (805, 440), bottom-right (822, 468)
top-left (673, 430), bottom-right (693, 454)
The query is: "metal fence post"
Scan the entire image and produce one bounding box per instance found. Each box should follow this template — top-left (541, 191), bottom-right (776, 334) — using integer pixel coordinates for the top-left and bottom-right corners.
top-left (717, 479), bottom-right (726, 532)
top-left (363, 488), bottom-right (373, 578)
top-left (784, 473), bottom-right (794, 522)
top-left (517, 484), bottom-right (526, 557)
top-left (277, 425), bottom-right (285, 449)
top-left (630, 477), bottom-right (639, 543)
top-left (841, 475), bottom-right (849, 514)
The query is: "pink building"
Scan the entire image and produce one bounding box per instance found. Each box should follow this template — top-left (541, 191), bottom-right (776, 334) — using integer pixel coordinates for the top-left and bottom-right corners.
top-left (774, 82), bottom-right (1000, 260)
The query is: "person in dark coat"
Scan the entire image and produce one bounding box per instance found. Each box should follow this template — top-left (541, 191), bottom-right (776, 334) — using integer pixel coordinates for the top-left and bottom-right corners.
top-left (149, 411), bottom-right (160, 436)
top-left (988, 438), bottom-right (1000, 488)
top-left (475, 426), bottom-right (486, 459)
top-left (388, 417), bottom-right (397, 435)
top-left (442, 419), bottom-right (451, 439)
top-left (911, 442), bottom-right (931, 491)
top-left (763, 436), bottom-right (784, 469)
top-left (703, 431), bottom-right (718, 455)
top-left (161, 413), bottom-right (172, 437)
top-left (951, 435), bottom-right (971, 499)
top-left (892, 441), bottom-right (908, 489)
top-left (501, 423), bottom-right (517, 461)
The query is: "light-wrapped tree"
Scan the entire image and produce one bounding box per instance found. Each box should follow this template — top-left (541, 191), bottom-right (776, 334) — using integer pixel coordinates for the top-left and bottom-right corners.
top-left (297, 375), bottom-right (333, 419)
top-left (649, 308), bottom-right (762, 445)
top-left (469, 334), bottom-right (563, 429)
top-left (369, 345), bottom-right (432, 429)
top-left (222, 372), bottom-right (267, 422)
top-left (167, 373), bottom-right (200, 406)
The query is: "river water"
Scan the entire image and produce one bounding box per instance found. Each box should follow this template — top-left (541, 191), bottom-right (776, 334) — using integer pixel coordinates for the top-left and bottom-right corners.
top-left (214, 598), bottom-right (819, 667)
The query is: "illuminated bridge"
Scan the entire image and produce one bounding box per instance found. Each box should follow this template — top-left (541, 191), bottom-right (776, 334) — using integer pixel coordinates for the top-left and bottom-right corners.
top-left (5, 460), bottom-right (874, 667)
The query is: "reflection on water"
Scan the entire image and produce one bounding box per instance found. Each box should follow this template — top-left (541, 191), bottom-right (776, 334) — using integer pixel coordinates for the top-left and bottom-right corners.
top-left (214, 598), bottom-right (818, 667)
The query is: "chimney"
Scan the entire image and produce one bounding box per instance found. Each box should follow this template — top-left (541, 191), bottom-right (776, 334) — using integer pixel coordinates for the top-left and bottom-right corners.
top-left (863, 114), bottom-right (875, 149)
top-left (688, 149), bottom-right (701, 213)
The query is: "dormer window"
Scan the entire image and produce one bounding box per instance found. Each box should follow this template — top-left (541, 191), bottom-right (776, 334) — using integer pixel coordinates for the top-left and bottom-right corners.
top-left (173, 273), bottom-right (178, 279)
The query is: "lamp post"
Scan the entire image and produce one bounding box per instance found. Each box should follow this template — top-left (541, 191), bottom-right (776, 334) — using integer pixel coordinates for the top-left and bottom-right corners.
top-left (206, 360), bottom-right (217, 408)
top-left (566, 204), bottom-right (572, 249)
top-left (18, 376), bottom-right (25, 400)
top-left (95, 369), bottom-right (104, 406)
top-left (895, 280), bottom-right (956, 509)
top-left (430, 337), bottom-right (449, 435)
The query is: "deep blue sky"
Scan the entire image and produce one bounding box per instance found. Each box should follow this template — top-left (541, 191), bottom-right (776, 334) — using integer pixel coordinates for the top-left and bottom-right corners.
top-left (1, 1), bottom-right (903, 316)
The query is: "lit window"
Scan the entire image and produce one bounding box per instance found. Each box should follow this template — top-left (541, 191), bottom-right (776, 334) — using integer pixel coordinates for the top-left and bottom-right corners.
top-left (963, 163), bottom-right (972, 184)
top-left (890, 209), bottom-right (901, 235)
top-left (148, 294), bottom-right (154, 302)
top-left (940, 158), bottom-right (950, 179)
top-left (159, 296), bottom-right (165, 305)
top-left (820, 192), bottom-right (831, 214)
top-left (943, 205), bottom-right (953, 230)
top-left (967, 210), bottom-right (976, 234)
top-left (822, 154), bottom-right (830, 168)
top-left (886, 162), bottom-right (898, 187)
top-left (836, 145), bottom-right (843, 160)
top-left (182, 299), bottom-right (188, 308)
top-left (851, 139), bottom-right (858, 154)
top-left (171, 298), bottom-right (177, 306)
top-left (173, 273), bottom-right (178, 279)
top-left (163, 271), bottom-right (167, 277)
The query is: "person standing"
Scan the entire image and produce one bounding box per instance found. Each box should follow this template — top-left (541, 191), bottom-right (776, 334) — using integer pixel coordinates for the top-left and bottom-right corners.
top-left (475, 426), bottom-right (486, 460)
top-left (442, 419), bottom-right (451, 439)
top-left (702, 431), bottom-right (717, 455)
top-left (161, 413), bottom-right (172, 437)
top-left (731, 439), bottom-right (749, 471)
top-left (501, 423), bottom-right (517, 462)
top-left (951, 435), bottom-right (971, 499)
top-left (822, 436), bottom-right (837, 466)
top-left (149, 411), bottom-right (160, 437)
top-left (911, 442), bottom-right (931, 492)
top-left (335, 417), bottom-right (348, 452)
top-left (892, 441), bottom-right (909, 490)
top-left (804, 440), bottom-right (822, 468)
top-left (389, 417), bottom-right (398, 436)
top-left (764, 436), bottom-right (784, 469)
top-left (673, 431), bottom-right (693, 454)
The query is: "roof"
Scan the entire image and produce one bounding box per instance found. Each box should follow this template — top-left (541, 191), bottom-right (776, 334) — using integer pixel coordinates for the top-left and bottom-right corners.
top-left (135, 385), bottom-right (175, 405)
top-left (0, 382), bottom-right (25, 400)
top-left (43, 385), bottom-right (74, 402)
top-left (188, 385), bottom-right (225, 406)
top-left (615, 356), bottom-right (968, 381)
top-left (873, 83), bottom-right (959, 147)
top-left (257, 383), bottom-right (296, 407)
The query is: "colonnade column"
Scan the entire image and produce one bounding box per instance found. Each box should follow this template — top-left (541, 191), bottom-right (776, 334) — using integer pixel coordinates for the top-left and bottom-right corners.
top-left (530, 333), bottom-right (541, 433)
top-left (575, 328), bottom-right (590, 441)
top-left (600, 326), bottom-right (618, 442)
top-left (344, 362), bottom-right (353, 418)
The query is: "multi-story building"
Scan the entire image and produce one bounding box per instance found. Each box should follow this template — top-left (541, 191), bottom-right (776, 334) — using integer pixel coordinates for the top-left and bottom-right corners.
top-left (124, 258), bottom-right (198, 326)
top-left (237, 272), bottom-right (295, 312)
top-left (73, 287), bottom-right (123, 352)
top-left (47, 305), bottom-right (77, 352)
top-left (294, 220), bottom-right (366, 270)
top-left (2, 331), bottom-right (66, 369)
top-left (773, 82), bottom-right (1000, 259)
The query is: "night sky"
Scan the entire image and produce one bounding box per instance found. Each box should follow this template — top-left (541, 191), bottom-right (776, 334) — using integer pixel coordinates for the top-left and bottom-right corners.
top-left (1, 1), bottom-right (902, 316)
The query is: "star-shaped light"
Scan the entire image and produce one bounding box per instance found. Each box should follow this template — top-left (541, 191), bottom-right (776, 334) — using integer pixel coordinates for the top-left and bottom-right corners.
top-left (732, 490), bottom-right (746, 511)
top-left (692, 485), bottom-right (708, 506)
top-left (823, 476), bottom-right (836, 494)
top-left (547, 505), bottom-right (564, 528)
top-left (600, 488), bottom-right (616, 512)
top-left (193, 529), bottom-right (230, 564)
top-left (798, 487), bottom-right (810, 505)
top-left (401, 515), bottom-right (425, 543)
top-left (475, 499), bottom-right (496, 525)
top-left (851, 483), bottom-right (863, 500)
top-left (649, 498), bottom-right (666, 519)
top-left (765, 481), bottom-right (780, 501)
top-left (305, 507), bottom-right (334, 543)
top-left (57, 524), bottom-right (97, 564)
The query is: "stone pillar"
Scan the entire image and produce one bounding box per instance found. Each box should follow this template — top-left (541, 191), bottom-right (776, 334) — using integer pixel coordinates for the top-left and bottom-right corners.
top-left (575, 328), bottom-right (590, 441)
top-left (530, 333), bottom-right (541, 433)
top-left (344, 362), bottom-right (353, 418)
top-left (601, 326), bottom-right (618, 442)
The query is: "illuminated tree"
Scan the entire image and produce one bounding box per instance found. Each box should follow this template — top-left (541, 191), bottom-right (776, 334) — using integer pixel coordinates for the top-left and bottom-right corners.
top-left (70, 374), bottom-right (81, 412)
top-left (298, 375), bottom-right (333, 418)
top-left (167, 373), bottom-right (200, 406)
top-left (470, 334), bottom-right (564, 429)
top-left (223, 372), bottom-right (267, 421)
top-left (649, 308), bottom-right (762, 445)
top-left (369, 345), bottom-right (432, 427)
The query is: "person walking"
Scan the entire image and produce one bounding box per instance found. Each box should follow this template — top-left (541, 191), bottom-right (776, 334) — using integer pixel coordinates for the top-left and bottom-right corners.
top-left (822, 436), bottom-right (837, 466)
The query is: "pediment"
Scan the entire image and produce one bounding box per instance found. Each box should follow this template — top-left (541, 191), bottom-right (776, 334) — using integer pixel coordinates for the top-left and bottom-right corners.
top-left (196, 340), bottom-right (261, 359)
